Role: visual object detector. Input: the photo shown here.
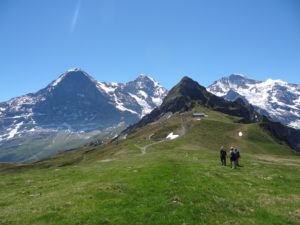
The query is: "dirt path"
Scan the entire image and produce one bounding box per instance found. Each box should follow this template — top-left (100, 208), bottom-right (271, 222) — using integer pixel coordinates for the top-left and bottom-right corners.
top-left (137, 124), bottom-right (188, 154)
top-left (136, 140), bottom-right (166, 154)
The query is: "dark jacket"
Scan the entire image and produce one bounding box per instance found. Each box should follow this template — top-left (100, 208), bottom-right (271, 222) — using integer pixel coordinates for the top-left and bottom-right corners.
top-left (220, 149), bottom-right (227, 158)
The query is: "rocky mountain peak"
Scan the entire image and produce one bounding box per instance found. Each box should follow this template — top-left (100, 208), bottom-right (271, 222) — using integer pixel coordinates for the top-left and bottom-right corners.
top-left (229, 73), bottom-right (245, 78)
top-left (178, 76), bottom-right (204, 89)
top-left (131, 74), bottom-right (161, 89)
top-left (135, 74), bottom-right (149, 80)
top-left (165, 76), bottom-right (207, 104)
top-left (49, 68), bottom-right (96, 89)
top-left (227, 74), bottom-right (258, 86)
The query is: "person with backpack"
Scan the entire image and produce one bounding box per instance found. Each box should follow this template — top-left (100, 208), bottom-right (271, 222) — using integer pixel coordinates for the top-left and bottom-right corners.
top-left (230, 147), bottom-right (237, 169)
top-left (235, 148), bottom-right (241, 166)
top-left (220, 146), bottom-right (227, 166)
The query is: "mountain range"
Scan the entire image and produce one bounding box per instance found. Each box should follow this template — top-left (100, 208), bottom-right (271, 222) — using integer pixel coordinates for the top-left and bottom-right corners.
top-left (0, 69), bottom-right (167, 162)
top-left (207, 74), bottom-right (300, 129)
top-left (1, 71), bottom-right (300, 162)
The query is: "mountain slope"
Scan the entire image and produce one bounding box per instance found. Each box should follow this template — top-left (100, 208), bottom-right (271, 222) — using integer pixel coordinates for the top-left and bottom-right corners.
top-left (207, 74), bottom-right (300, 129)
top-left (0, 69), bottom-right (167, 162)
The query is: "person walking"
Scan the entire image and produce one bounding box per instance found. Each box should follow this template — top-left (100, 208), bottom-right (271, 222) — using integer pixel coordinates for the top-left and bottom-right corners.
top-left (230, 147), bottom-right (237, 169)
top-left (220, 146), bottom-right (227, 166)
top-left (235, 148), bottom-right (241, 166)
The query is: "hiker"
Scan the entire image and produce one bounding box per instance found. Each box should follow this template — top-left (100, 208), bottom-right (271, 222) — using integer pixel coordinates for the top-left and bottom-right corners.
top-left (229, 147), bottom-right (237, 169)
top-left (235, 148), bottom-right (240, 166)
top-left (220, 146), bottom-right (227, 166)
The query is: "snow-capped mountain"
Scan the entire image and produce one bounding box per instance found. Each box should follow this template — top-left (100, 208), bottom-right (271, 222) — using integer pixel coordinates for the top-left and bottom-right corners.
top-left (207, 74), bottom-right (300, 129)
top-left (97, 74), bottom-right (167, 118)
top-left (0, 69), bottom-right (167, 162)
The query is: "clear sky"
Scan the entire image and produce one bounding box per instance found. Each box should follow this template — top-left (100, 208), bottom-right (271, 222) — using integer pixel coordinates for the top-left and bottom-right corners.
top-left (0, 0), bottom-right (300, 102)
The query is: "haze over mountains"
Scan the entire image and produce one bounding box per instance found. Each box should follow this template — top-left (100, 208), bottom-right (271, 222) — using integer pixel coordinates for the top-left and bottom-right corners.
top-left (0, 69), bottom-right (167, 162)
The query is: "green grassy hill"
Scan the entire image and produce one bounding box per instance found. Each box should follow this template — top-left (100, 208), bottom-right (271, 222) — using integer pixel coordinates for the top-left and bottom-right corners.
top-left (0, 106), bottom-right (299, 225)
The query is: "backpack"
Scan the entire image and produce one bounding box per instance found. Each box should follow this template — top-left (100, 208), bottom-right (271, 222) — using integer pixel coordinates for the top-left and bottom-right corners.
top-left (230, 151), bottom-right (236, 160)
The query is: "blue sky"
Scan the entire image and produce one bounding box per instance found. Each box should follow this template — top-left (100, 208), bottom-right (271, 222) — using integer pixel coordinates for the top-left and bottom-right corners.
top-left (0, 0), bottom-right (299, 102)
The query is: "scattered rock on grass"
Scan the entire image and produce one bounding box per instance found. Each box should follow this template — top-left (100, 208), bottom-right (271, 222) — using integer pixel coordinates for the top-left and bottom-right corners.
top-left (170, 196), bottom-right (182, 204)
top-left (64, 201), bottom-right (72, 207)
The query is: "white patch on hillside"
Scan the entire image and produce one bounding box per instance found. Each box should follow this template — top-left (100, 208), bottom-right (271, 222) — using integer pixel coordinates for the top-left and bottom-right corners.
top-left (166, 132), bottom-right (179, 140)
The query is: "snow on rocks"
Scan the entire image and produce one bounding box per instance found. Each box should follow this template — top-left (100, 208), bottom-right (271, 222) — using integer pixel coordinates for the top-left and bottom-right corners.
top-left (7, 121), bottom-right (24, 139)
top-left (138, 90), bottom-right (148, 98)
top-left (112, 93), bottom-right (138, 114)
top-left (50, 68), bottom-right (94, 88)
top-left (51, 74), bottom-right (66, 87)
top-left (288, 121), bottom-right (300, 129)
top-left (129, 93), bottom-right (152, 117)
top-left (97, 82), bottom-right (119, 94)
top-left (152, 97), bottom-right (163, 105)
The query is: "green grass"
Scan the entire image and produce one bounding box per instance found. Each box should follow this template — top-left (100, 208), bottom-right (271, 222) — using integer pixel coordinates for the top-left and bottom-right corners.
top-left (0, 109), bottom-right (299, 225)
top-left (0, 148), bottom-right (299, 225)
